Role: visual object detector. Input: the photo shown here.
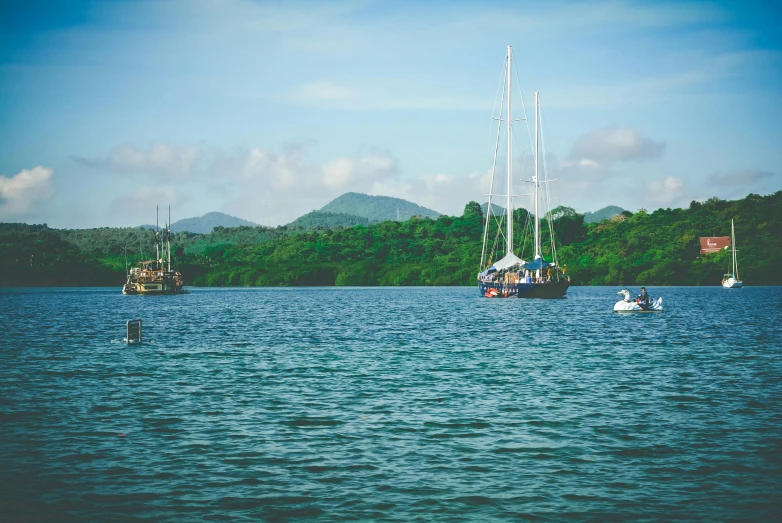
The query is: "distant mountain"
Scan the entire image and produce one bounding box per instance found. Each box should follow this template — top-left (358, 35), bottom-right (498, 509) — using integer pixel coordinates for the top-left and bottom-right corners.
top-left (480, 202), bottom-right (507, 216)
top-left (583, 206), bottom-right (626, 224)
top-left (320, 192), bottom-right (440, 221)
top-left (164, 212), bottom-right (258, 234)
top-left (287, 211), bottom-right (376, 229)
top-left (479, 203), bottom-right (626, 223)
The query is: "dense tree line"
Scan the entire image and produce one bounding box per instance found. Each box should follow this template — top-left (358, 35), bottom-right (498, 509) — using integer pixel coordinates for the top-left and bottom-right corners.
top-left (1, 192), bottom-right (780, 287)
top-left (558, 193), bottom-right (782, 285)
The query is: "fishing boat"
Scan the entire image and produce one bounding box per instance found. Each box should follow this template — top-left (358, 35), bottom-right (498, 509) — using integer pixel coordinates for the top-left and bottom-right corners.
top-left (721, 219), bottom-right (742, 288)
top-left (477, 46), bottom-right (569, 298)
top-left (122, 206), bottom-right (184, 295)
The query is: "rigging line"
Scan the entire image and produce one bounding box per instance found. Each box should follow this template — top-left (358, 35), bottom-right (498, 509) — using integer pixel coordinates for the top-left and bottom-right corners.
top-left (539, 105), bottom-right (555, 263)
top-left (487, 55), bottom-right (507, 156)
top-left (509, 50), bottom-right (536, 247)
top-left (539, 104), bottom-right (559, 267)
top-left (509, 109), bottom-right (531, 204)
top-left (517, 208), bottom-right (533, 260)
top-left (490, 213), bottom-right (505, 264)
top-left (481, 61), bottom-right (508, 271)
top-left (490, 211), bottom-right (506, 254)
top-left (510, 52), bottom-right (535, 173)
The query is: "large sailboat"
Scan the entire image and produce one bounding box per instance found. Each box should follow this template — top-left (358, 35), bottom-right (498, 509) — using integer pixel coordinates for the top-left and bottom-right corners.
top-left (477, 46), bottom-right (569, 298)
top-left (721, 219), bottom-right (742, 288)
top-left (122, 206), bottom-right (184, 295)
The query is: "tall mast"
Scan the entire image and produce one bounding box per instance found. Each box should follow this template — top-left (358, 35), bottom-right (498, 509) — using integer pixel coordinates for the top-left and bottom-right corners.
top-left (168, 205), bottom-right (172, 272)
top-left (534, 92), bottom-right (540, 260)
top-left (506, 45), bottom-right (513, 255)
top-left (155, 205), bottom-right (160, 263)
top-left (732, 219), bottom-right (738, 278)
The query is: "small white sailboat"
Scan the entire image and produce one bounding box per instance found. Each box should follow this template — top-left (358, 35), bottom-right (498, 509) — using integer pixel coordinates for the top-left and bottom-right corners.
top-left (722, 219), bottom-right (742, 288)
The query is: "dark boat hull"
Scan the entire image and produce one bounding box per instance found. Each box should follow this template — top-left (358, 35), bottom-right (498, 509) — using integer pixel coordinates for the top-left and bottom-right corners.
top-left (478, 280), bottom-right (569, 299)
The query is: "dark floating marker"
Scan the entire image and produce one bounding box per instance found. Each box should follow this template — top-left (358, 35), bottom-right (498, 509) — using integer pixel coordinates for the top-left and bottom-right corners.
top-left (126, 319), bottom-right (142, 344)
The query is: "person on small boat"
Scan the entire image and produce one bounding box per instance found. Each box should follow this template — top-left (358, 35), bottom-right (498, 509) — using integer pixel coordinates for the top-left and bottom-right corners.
top-left (637, 287), bottom-right (650, 310)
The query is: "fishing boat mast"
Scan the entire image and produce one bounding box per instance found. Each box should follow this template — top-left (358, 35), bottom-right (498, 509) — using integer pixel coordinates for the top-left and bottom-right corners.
top-left (168, 205), bottom-right (172, 272)
top-left (155, 205), bottom-right (160, 264)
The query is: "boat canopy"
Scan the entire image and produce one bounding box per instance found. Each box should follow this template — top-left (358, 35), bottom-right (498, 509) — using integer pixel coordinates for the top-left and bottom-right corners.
top-left (491, 252), bottom-right (525, 271)
top-left (521, 258), bottom-right (550, 271)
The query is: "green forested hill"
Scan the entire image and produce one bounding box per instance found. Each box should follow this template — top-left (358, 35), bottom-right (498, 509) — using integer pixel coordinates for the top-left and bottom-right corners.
top-left (480, 202), bottom-right (507, 216)
top-left (558, 194), bottom-right (782, 285)
top-left (286, 211), bottom-right (376, 229)
top-left (1, 192), bottom-right (780, 287)
top-left (320, 192), bottom-right (440, 221)
top-left (583, 205), bottom-right (626, 223)
top-left (170, 212), bottom-right (258, 233)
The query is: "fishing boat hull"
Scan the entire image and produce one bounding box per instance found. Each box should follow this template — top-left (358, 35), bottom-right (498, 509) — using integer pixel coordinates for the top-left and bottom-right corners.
top-left (123, 268), bottom-right (184, 295)
top-left (135, 282), bottom-right (184, 295)
top-left (478, 280), bottom-right (569, 299)
top-left (123, 279), bottom-right (184, 295)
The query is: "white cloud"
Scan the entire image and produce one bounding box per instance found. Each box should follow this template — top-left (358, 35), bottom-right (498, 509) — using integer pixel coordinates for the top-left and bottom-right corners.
top-left (83, 133), bottom-right (769, 227)
top-left (323, 155), bottom-right (397, 188)
top-left (569, 127), bottom-right (665, 166)
top-left (74, 142), bottom-right (201, 179)
top-left (191, 142), bottom-right (403, 224)
top-left (0, 166), bottom-right (54, 219)
top-left (323, 158), bottom-right (354, 188)
top-left (708, 169), bottom-right (775, 186)
top-left (647, 176), bottom-right (686, 206)
top-left (370, 170), bottom-right (487, 217)
top-left (240, 146), bottom-right (309, 190)
top-left (205, 142), bottom-right (491, 223)
top-left (109, 184), bottom-right (190, 223)
top-left (538, 127), bottom-right (670, 211)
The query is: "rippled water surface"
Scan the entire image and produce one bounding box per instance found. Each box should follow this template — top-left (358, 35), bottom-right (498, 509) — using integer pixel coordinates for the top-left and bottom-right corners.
top-left (1, 286), bottom-right (781, 521)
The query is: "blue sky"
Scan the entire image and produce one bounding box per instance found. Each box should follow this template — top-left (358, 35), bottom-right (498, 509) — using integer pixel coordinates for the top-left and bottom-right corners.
top-left (1, 0), bottom-right (780, 227)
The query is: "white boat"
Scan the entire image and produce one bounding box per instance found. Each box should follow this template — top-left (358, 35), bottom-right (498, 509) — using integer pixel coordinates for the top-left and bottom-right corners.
top-left (614, 290), bottom-right (663, 312)
top-left (722, 219), bottom-right (742, 288)
top-left (477, 46), bottom-right (569, 299)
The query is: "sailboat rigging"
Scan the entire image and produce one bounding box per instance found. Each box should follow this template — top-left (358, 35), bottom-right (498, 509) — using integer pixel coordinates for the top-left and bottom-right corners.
top-left (477, 46), bottom-right (569, 298)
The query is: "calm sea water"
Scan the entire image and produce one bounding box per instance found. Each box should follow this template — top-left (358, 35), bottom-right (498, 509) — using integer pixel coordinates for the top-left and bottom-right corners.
top-left (1, 286), bottom-right (780, 522)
